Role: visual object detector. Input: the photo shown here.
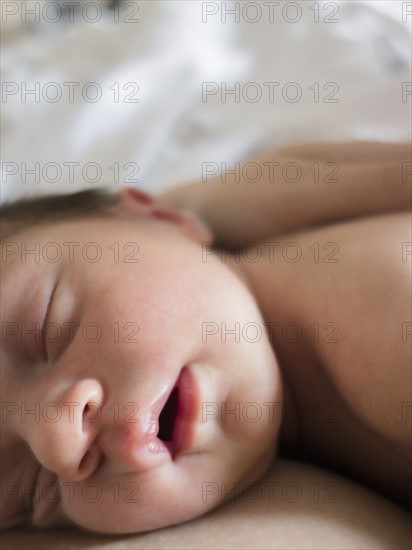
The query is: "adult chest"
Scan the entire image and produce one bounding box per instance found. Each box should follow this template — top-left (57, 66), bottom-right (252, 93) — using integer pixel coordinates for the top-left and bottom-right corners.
top-left (242, 214), bottom-right (411, 506)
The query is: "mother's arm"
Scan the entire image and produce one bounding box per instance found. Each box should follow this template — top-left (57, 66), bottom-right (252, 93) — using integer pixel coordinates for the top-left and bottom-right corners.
top-left (158, 142), bottom-right (411, 247)
top-left (2, 459), bottom-right (410, 549)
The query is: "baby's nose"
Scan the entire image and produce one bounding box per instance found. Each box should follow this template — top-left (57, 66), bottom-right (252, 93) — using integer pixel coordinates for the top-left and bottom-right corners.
top-left (26, 379), bottom-right (105, 482)
top-left (26, 380), bottom-right (172, 481)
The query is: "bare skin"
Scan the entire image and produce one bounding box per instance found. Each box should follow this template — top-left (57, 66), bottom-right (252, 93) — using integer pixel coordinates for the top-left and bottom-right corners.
top-left (1, 141), bottom-right (410, 539)
top-left (241, 212), bottom-right (411, 508)
top-left (158, 141), bottom-right (412, 509)
top-left (2, 459), bottom-right (411, 549)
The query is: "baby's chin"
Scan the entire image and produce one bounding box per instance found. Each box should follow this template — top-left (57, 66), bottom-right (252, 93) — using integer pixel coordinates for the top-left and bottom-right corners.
top-left (63, 501), bottom-right (211, 535)
top-left (58, 445), bottom-right (277, 535)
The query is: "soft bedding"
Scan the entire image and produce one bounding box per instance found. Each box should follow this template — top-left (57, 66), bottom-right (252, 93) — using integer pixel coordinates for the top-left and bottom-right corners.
top-left (1, 1), bottom-right (411, 202)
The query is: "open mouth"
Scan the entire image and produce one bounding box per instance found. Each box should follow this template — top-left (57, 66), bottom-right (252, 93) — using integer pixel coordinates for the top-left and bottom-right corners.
top-left (154, 366), bottom-right (198, 456)
top-left (158, 387), bottom-right (179, 443)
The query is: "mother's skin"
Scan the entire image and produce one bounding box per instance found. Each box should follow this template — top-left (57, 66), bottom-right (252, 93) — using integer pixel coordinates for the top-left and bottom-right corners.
top-left (2, 459), bottom-right (411, 549)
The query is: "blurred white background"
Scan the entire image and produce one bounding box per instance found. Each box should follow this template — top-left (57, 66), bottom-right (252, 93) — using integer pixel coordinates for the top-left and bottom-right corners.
top-left (1, 0), bottom-right (411, 203)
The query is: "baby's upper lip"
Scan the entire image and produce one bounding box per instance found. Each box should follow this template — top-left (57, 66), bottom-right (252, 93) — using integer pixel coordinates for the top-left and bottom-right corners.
top-left (172, 366), bottom-right (200, 454)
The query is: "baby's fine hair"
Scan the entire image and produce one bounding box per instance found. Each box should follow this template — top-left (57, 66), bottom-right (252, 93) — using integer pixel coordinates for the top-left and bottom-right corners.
top-left (1, 189), bottom-right (118, 241)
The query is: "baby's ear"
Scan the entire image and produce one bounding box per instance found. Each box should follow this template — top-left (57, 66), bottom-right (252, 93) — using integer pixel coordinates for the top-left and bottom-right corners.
top-left (117, 187), bottom-right (155, 213)
top-left (117, 187), bottom-right (213, 245)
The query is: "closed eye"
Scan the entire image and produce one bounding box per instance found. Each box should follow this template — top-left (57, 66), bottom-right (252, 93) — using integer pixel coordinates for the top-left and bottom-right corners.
top-left (41, 281), bottom-right (59, 362)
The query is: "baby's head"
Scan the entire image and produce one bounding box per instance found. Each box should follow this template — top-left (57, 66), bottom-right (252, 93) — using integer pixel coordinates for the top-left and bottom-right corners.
top-left (1, 188), bottom-right (282, 534)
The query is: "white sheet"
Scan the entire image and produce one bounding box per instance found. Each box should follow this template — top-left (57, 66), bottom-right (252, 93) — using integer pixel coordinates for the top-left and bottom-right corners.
top-left (1, 0), bottom-right (411, 203)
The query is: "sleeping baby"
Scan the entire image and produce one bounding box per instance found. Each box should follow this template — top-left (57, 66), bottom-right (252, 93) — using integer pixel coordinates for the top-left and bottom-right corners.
top-left (1, 141), bottom-right (410, 533)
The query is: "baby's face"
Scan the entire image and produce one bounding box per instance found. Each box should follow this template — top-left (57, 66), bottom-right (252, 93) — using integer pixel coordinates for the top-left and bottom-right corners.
top-left (1, 212), bottom-right (282, 533)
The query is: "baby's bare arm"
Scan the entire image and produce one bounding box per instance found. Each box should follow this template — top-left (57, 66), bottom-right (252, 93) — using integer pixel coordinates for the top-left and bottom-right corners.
top-left (158, 141), bottom-right (411, 246)
top-left (275, 140), bottom-right (411, 163)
